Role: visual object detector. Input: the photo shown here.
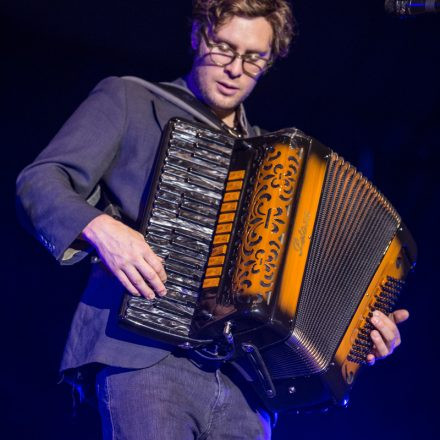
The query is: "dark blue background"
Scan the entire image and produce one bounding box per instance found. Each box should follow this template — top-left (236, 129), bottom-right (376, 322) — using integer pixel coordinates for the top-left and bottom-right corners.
top-left (2, 1), bottom-right (439, 438)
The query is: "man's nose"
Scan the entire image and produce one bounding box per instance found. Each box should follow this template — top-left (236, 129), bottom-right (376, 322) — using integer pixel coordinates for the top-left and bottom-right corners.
top-left (224, 56), bottom-right (243, 78)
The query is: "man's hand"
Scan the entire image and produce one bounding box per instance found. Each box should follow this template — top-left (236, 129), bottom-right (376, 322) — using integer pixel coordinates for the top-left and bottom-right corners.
top-left (82, 214), bottom-right (167, 299)
top-left (367, 309), bottom-right (409, 365)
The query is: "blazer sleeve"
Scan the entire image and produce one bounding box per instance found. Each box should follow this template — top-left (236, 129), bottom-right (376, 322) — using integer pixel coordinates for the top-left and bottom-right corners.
top-left (16, 76), bottom-right (128, 265)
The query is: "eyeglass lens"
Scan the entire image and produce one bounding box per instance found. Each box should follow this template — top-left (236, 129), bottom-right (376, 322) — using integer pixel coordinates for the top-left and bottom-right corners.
top-left (208, 47), bottom-right (266, 76)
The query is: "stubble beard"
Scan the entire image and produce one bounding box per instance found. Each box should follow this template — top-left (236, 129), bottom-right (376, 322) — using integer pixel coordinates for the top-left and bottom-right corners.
top-left (191, 67), bottom-right (251, 121)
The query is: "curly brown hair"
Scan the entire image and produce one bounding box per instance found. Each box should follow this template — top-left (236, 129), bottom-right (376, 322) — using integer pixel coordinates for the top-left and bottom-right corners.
top-left (192, 0), bottom-right (296, 61)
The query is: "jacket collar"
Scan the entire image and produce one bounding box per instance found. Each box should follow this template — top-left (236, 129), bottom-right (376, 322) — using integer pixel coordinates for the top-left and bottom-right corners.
top-left (152, 77), bottom-right (255, 137)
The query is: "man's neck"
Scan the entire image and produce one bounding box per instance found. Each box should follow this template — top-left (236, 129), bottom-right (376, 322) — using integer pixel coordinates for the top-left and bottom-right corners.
top-left (184, 73), bottom-right (237, 128)
top-left (219, 111), bottom-right (237, 128)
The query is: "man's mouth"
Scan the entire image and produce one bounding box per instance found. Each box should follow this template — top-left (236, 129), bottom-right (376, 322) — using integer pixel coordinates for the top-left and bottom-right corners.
top-left (216, 81), bottom-right (239, 96)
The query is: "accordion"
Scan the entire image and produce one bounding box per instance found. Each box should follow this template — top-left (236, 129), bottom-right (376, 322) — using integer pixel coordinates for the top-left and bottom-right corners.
top-left (119, 118), bottom-right (416, 412)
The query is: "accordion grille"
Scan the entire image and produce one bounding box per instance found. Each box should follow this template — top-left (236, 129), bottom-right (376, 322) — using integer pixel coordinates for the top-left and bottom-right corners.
top-left (269, 153), bottom-right (401, 378)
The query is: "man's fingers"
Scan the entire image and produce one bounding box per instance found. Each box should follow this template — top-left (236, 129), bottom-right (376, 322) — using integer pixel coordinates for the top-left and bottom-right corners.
top-left (366, 353), bottom-right (376, 365)
top-left (136, 260), bottom-right (167, 297)
top-left (123, 266), bottom-right (156, 299)
top-left (371, 311), bottom-right (399, 346)
top-left (82, 215), bottom-right (167, 297)
top-left (157, 264), bottom-right (167, 283)
top-left (392, 309), bottom-right (410, 324)
top-left (115, 269), bottom-right (141, 297)
top-left (370, 330), bottom-right (390, 358)
top-left (143, 247), bottom-right (167, 283)
top-left (366, 309), bottom-right (408, 364)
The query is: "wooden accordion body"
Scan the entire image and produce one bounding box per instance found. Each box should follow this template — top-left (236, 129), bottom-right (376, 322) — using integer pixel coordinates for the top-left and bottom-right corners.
top-left (119, 118), bottom-right (417, 412)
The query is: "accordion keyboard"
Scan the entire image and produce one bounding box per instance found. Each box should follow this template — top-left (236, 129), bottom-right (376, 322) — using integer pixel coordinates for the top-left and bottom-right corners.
top-left (122, 120), bottom-right (235, 340)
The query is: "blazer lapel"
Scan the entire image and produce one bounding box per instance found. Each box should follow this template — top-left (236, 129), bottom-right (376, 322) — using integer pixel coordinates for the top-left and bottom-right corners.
top-left (151, 95), bottom-right (198, 132)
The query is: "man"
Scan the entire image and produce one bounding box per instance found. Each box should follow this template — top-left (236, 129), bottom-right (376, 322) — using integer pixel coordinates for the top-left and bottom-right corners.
top-left (16, 1), bottom-right (409, 438)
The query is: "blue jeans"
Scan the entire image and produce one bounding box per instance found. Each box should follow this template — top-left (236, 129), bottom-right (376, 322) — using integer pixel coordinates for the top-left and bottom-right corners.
top-left (95, 351), bottom-right (272, 439)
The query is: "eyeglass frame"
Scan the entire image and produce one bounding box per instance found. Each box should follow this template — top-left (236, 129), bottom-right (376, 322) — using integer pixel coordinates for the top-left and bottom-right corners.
top-left (200, 29), bottom-right (273, 78)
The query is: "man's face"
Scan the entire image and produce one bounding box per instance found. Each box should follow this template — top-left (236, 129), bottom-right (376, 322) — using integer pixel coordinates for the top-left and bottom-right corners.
top-left (188, 16), bottom-right (273, 121)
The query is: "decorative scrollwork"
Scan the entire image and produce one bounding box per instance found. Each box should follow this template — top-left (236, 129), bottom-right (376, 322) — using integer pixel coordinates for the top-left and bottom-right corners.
top-left (232, 143), bottom-right (304, 304)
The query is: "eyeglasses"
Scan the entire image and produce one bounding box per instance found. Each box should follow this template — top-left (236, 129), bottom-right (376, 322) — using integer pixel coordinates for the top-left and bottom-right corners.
top-left (201, 30), bottom-right (272, 79)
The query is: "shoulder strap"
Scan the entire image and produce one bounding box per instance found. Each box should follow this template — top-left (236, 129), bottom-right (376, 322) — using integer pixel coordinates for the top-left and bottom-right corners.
top-left (121, 76), bottom-right (225, 132)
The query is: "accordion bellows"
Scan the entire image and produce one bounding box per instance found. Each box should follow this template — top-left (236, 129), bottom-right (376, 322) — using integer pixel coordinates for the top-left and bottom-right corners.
top-left (120, 119), bottom-right (416, 412)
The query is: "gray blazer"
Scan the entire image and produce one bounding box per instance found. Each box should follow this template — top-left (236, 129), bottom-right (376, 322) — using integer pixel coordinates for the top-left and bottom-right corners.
top-left (16, 76), bottom-right (258, 371)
